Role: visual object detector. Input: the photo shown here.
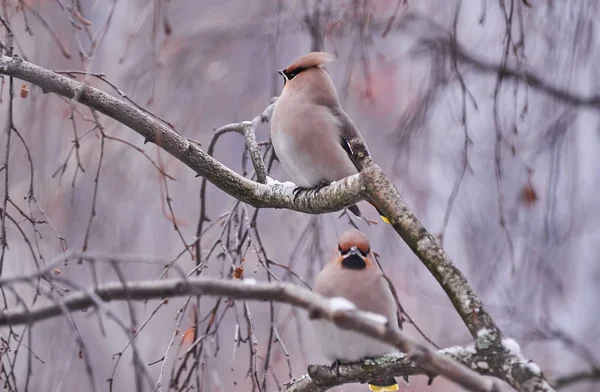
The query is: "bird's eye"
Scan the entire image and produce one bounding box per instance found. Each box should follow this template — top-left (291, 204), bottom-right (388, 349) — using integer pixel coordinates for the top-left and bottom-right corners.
top-left (286, 67), bottom-right (304, 81)
top-left (359, 247), bottom-right (370, 257)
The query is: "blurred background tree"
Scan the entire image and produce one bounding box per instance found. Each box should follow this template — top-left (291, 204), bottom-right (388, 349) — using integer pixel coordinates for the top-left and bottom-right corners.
top-left (0, 0), bottom-right (598, 391)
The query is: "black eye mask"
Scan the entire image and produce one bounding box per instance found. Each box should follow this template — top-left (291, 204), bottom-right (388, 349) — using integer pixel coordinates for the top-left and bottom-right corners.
top-left (278, 67), bottom-right (306, 84)
top-left (285, 67), bottom-right (304, 80)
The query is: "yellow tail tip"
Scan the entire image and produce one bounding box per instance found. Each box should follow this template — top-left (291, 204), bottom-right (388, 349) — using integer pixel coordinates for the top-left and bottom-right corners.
top-left (381, 215), bottom-right (391, 224)
top-left (368, 383), bottom-right (399, 392)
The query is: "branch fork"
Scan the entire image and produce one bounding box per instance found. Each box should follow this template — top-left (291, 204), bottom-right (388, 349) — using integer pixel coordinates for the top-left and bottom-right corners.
top-left (0, 54), bottom-right (554, 392)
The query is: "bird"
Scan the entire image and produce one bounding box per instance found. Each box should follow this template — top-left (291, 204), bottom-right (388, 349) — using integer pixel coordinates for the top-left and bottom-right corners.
top-left (310, 228), bottom-right (407, 391)
top-left (270, 52), bottom-right (390, 224)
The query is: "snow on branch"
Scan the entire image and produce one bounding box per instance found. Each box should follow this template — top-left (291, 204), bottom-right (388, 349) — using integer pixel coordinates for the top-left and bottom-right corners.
top-left (0, 275), bottom-right (501, 392)
top-left (0, 55), bottom-right (554, 392)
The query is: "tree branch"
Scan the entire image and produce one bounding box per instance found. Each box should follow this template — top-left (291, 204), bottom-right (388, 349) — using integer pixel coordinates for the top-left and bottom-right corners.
top-left (553, 368), bottom-right (600, 390)
top-left (0, 55), bottom-right (365, 214)
top-left (285, 342), bottom-right (548, 392)
top-left (0, 275), bottom-right (502, 392)
top-left (0, 55), bottom-right (499, 339)
top-left (212, 97), bottom-right (277, 184)
top-left (419, 37), bottom-right (600, 109)
top-left (0, 55), bottom-right (554, 392)
top-left (349, 138), bottom-right (498, 339)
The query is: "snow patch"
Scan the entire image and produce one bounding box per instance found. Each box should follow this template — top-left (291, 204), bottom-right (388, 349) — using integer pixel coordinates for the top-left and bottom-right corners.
top-left (502, 338), bottom-right (523, 358)
top-left (243, 278), bottom-right (257, 285)
top-left (477, 361), bottom-right (489, 370)
top-left (440, 345), bottom-right (468, 356)
top-left (441, 344), bottom-right (477, 357)
top-left (361, 311), bottom-right (388, 325)
top-left (525, 361), bottom-right (541, 375)
top-left (265, 176), bottom-right (296, 188)
top-left (381, 352), bottom-right (406, 360)
top-left (329, 297), bottom-right (356, 311)
top-left (465, 345), bottom-right (476, 354)
top-left (477, 328), bottom-right (492, 338)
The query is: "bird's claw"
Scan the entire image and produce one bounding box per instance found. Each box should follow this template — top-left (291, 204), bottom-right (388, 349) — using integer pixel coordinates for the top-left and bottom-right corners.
top-left (293, 186), bottom-right (307, 201)
top-left (313, 181), bottom-right (330, 193)
top-left (293, 181), bottom-right (330, 201)
top-left (329, 359), bottom-right (343, 376)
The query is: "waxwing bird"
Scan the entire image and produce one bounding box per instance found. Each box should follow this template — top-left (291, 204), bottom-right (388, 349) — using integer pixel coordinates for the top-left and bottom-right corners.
top-left (270, 52), bottom-right (389, 223)
top-left (310, 229), bottom-right (407, 391)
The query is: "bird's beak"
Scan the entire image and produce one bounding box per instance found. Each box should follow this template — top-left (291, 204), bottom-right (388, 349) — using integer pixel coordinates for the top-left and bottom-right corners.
top-left (278, 69), bottom-right (288, 85)
top-left (347, 246), bottom-right (360, 256)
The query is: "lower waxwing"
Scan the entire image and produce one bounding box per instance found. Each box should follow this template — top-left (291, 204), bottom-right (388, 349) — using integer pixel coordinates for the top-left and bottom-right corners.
top-left (310, 229), bottom-right (408, 391)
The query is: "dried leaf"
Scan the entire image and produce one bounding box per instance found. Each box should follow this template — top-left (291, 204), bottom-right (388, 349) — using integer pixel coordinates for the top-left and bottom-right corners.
top-left (233, 265), bottom-right (244, 280)
top-left (20, 84), bottom-right (29, 98)
top-left (520, 184), bottom-right (538, 206)
top-left (181, 327), bottom-right (196, 345)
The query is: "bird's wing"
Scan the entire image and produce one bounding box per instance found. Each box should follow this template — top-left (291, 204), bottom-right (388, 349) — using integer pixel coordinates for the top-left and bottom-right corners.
top-left (331, 107), bottom-right (368, 172)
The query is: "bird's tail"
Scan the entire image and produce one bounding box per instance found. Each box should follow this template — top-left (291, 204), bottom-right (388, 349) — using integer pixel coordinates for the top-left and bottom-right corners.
top-left (367, 201), bottom-right (390, 224)
top-left (347, 204), bottom-right (363, 219)
top-left (368, 378), bottom-right (399, 391)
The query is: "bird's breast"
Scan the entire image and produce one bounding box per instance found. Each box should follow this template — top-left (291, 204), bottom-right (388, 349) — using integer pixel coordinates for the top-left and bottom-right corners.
top-left (270, 100), bottom-right (358, 188)
top-left (310, 318), bottom-right (398, 361)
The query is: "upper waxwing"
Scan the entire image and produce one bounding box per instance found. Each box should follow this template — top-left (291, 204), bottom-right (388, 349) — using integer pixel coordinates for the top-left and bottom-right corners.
top-left (311, 229), bottom-right (407, 391)
top-left (270, 52), bottom-right (389, 223)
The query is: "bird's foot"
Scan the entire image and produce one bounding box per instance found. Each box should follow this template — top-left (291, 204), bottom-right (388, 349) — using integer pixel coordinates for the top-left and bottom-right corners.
top-left (312, 181), bottom-right (330, 193)
top-left (293, 186), bottom-right (308, 201)
top-left (329, 359), bottom-right (343, 376)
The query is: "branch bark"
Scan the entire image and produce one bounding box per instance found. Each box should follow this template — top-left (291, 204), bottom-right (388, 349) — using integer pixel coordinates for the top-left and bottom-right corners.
top-left (350, 139), bottom-right (498, 339)
top-left (0, 54), bottom-right (498, 338)
top-left (0, 276), bottom-right (501, 392)
top-left (0, 55), bottom-right (361, 215)
top-left (0, 55), bottom-right (554, 392)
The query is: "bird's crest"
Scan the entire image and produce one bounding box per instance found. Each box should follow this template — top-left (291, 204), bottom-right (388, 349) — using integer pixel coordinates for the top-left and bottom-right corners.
top-left (338, 229), bottom-right (370, 255)
top-left (285, 52), bottom-right (335, 74)
top-left (280, 52), bottom-right (336, 81)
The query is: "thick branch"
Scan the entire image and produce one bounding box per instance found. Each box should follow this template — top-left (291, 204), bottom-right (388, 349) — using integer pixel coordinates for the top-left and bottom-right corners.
top-left (350, 140), bottom-right (554, 392)
top-left (286, 342), bottom-right (550, 392)
top-left (0, 55), bottom-right (553, 392)
top-left (349, 139), bottom-right (497, 339)
top-left (0, 276), bottom-right (501, 392)
top-left (285, 346), bottom-right (484, 392)
top-left (0, 55), bottom-right (361, 214)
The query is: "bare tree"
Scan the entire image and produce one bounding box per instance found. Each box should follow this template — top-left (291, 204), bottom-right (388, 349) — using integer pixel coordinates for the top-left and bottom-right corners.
top-left (0, 1), bottom-right (598, 392)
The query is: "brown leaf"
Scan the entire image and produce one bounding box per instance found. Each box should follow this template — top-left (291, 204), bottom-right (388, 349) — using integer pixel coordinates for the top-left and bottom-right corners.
top-left (233, 265), bottom-right (244, 280)
top-left (181, 327), bottom-right (196, 345)
top-left (520, 183), bottom-right (538, 206)
top-left (20, 84), bottom-right (29, 98)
